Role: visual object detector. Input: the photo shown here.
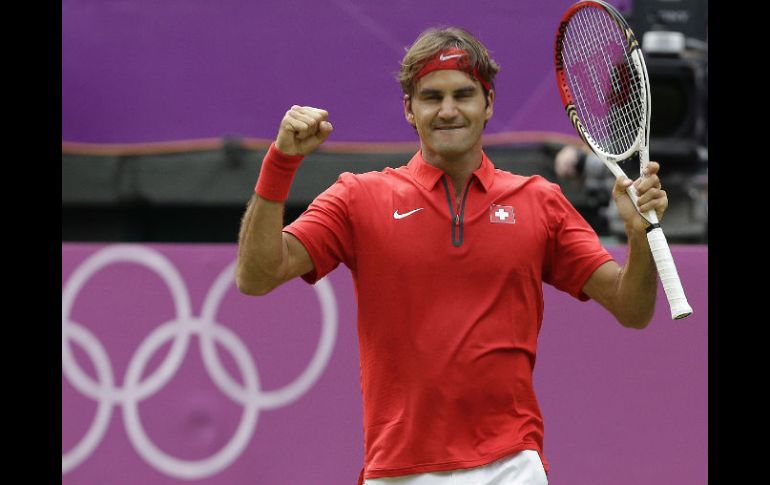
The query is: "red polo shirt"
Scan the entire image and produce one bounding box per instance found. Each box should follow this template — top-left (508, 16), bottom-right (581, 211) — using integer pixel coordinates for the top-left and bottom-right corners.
top-left (283, 150), bottom-right (613, 480)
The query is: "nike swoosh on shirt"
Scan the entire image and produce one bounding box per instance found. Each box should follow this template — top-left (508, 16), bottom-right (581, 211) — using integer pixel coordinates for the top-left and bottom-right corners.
top-left (393, 208), bottom-right (424, 220)
top-left (439, 53), bottom-right (463, 61)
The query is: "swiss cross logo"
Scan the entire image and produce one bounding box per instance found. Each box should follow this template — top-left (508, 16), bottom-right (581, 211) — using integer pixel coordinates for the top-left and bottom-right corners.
top-left (490, 204), bottom-right (515, 224)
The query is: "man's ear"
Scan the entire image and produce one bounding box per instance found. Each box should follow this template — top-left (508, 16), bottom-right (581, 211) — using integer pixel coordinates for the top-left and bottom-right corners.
top-left (485, 89), bottom-right (495, 121)
top-left (403, 94), bottom-right (415, 127)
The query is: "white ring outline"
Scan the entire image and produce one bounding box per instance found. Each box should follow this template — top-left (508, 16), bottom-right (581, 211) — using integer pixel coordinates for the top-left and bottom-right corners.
top-left (200, 261), bottom-right (338, 409)
top-left (121, 319), bottom-right (261, 479)
top-left (61, 323), bottom-right (115, 473)
top-left (62, 245), bottom-right (338, 479)
top-left (62, 245), bottom-right (193, 401)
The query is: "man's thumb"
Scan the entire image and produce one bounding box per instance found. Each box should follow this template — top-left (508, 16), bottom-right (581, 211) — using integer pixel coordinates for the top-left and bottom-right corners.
top-left (613, 176), bottom-right (633, 200)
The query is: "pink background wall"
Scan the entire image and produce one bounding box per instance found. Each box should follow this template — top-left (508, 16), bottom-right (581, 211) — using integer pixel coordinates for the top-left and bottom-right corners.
top-left (63, 243), bottom-right (707, 484)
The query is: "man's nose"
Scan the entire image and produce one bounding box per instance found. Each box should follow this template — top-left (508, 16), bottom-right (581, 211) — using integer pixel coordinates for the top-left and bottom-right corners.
top-left (438, 97), bottom-right (459, 119)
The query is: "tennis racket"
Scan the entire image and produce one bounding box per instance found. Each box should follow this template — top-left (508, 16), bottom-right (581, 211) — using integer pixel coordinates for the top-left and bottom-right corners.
top-left (554, 0), bottom-right (693, 320)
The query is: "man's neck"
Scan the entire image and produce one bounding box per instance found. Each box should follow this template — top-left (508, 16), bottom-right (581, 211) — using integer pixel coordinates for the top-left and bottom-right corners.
top-left (421, 144), bottom-right (483, 198)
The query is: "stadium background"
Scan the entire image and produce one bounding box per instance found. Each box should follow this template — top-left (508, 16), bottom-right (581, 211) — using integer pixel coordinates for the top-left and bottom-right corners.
top-left (62, 0), bottom-right (708, 483)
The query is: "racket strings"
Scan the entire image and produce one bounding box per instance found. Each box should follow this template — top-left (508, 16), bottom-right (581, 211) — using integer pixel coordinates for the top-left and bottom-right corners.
top-left (561, 7), bottom-right (645, 155)
top-left (568, 9), bottom-right (631, 150)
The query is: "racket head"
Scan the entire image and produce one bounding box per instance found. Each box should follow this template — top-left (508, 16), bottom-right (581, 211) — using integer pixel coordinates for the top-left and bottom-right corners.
top-left (554, 0), bottom-right (650, 161)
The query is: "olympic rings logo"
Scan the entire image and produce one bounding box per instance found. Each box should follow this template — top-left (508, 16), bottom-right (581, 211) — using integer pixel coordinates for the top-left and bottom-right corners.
top-left (62, 245), bottom-right (338, 479)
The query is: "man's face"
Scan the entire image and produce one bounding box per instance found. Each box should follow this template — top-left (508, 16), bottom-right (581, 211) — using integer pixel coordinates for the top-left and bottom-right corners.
top-left (404, 69), bottom-right (494, 159)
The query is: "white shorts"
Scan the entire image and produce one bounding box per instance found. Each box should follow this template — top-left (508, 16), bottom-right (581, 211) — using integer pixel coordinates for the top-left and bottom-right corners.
top-left (363, 450), bottom-right (548, 485)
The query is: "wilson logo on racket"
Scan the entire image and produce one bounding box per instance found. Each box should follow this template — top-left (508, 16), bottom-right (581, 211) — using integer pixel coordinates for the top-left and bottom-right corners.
top-left (609, 63), bottom-right (634, 106)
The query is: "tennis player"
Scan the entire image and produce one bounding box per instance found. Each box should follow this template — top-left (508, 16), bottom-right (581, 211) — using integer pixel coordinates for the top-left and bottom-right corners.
top-left (236, 27), bottom-right (668, 485)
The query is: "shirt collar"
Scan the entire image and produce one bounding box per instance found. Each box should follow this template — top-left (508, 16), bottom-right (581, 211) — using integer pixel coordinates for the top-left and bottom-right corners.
top-left (407, 149), bottom-right (495, 192)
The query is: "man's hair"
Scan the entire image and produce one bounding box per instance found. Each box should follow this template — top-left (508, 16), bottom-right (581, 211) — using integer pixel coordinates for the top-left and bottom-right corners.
top-left (398, 27), bottom-right (501, 97)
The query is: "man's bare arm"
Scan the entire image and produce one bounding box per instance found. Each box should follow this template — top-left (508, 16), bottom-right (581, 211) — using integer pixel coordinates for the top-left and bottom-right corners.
top-left (235, 106), bottom-right (333, 296)
top-left (236, 195), bottom-right (314, 295)
top-left (582, 236), bottom-right (657, 329)
top-left (582, 162), bottom-right (668, 329)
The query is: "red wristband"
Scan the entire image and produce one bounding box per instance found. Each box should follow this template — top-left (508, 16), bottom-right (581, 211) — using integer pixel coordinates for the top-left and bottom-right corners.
top-left (254, 143), bottom-right (305, 202)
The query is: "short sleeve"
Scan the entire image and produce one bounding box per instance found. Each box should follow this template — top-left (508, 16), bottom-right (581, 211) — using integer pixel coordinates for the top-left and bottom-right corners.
top-left (283, 172), bottom-right (357, 284)
top-left (542, 182), bottom-right (614, 301)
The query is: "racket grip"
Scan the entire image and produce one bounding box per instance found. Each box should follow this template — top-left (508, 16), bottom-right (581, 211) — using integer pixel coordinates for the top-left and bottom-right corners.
top-left (646, 226), bottom-right (693, 320)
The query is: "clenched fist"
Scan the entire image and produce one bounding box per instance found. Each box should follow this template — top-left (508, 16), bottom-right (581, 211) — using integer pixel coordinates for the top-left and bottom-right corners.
top-left (275, 105), bottom-right (334, 156)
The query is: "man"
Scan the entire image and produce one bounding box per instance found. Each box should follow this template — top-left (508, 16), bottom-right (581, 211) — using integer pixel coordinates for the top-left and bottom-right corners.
top-left (236, 27), bottom-right (667, 485)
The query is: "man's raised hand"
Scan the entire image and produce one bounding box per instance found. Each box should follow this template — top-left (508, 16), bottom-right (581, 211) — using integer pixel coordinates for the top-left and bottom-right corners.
top-left (275, 105), bottom-right (334, 156)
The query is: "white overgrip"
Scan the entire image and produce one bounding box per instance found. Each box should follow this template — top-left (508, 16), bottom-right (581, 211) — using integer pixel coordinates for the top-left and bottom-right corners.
top-left (646, 226), bottom-right (693, 319)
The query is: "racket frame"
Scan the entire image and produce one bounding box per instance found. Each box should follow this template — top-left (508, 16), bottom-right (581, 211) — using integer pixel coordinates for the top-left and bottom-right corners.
top-left (554, 0), bottom-right (693, 320)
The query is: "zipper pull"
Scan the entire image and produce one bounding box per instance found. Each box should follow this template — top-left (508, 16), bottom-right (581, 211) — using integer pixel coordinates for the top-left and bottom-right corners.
top-left (455, 214), bottom-right (460, 226)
